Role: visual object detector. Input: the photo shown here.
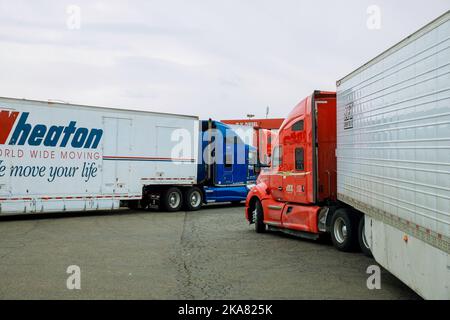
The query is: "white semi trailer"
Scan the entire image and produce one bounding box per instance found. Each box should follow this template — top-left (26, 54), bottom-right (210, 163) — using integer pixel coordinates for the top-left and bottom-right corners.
top-left (336, 11), bottom-right (450, 299)
top-left (0, 97), bottom-right (199, 214)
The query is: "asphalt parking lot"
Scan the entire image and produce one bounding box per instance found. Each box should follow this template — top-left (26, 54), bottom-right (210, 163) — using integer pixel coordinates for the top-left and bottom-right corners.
top-left (0, 204), bottom-right (419, 299)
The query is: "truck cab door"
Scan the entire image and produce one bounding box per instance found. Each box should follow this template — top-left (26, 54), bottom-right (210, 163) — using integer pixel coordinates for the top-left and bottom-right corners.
top-left (223, 146), bottom-right (233, 185)
top-left (282, 148), bottom-right (308, 203)
top-left (218, 134), bottom-right (249, 186)
top-left (268, 145), bottom-right (284, 201)
top-left (281, 118), bottom-right (309, 204)
top-left (264, 145), bottom-right (285, 223)
top-left (215, 135), bottom-right (234, 185)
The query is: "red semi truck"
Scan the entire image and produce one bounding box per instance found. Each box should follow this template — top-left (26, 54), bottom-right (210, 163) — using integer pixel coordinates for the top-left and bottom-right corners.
top-left (245, 91), bottom-right (342, 245)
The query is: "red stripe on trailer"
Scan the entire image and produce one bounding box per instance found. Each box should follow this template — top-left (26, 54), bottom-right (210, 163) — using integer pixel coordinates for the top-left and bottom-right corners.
top-left (103, 155), bottom-right (194, 161)
top-left (0, 195), bottom-right (142, 201)
top-left (141, 177), bottom-right (192, 181)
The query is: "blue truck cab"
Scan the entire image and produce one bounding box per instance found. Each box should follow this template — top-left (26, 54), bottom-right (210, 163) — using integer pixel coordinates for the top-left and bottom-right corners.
top-left (141, 120), bottom-right (256, 211)
top-left (197, 120), bottom-right (257, 204)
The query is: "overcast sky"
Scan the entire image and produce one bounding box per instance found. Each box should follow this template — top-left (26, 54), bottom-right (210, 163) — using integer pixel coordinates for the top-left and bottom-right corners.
top-left (0, 0), bottom-right (449, 120)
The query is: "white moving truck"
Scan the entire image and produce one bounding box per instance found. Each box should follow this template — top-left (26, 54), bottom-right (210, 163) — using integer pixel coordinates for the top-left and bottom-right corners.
top-left (337, 11), bottom-right (450, 299)
top-left (0, 97), bottom-right (199, 214)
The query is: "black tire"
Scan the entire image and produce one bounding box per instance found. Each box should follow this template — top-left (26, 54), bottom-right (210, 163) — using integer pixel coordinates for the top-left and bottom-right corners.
top-left (183, 187), bottom-right (203, 211)
top-left (253, 199), bottom-right (266, 233)
top-left (162, 187), bottom-right (183, 212)
top-left (358, 217), bottom-right (373, 257)
top-left (330, 209), bottom-right (359, 252)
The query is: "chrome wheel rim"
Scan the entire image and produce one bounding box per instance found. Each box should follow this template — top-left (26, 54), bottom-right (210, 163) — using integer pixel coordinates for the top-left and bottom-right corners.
top-left (190, 190), bottom-right (202, 207)
top-left (334, 217), bottom-right (347, 244)
top-left (252, 206), bottom-right (258, 223)
top-left (168, 192), bottom-right (181, 208)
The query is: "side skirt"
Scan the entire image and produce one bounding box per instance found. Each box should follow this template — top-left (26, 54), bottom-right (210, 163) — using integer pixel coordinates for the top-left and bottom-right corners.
top-left (267, 225), bottom-right (320, 240)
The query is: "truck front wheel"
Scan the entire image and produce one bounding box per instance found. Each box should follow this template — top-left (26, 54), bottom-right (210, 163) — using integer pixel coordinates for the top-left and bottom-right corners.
top-left (183, 187), bottom-right (203, 211)
top-left (330, 209), bottom-right (358, 252)
top-left (253, 199), bottom-right (266, 233)
top-left (162, 187), bottom-right (183, 212)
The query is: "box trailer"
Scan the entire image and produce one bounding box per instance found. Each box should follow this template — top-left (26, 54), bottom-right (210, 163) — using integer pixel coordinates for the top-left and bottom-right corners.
top-left (245, 11), bottom-right (449, 299)
top-left (0, 97), bottom-right (256, 215)
top-left (336, 11), bottom-right (449, 299)
top-left (0, 97), bottom-right (199, 214)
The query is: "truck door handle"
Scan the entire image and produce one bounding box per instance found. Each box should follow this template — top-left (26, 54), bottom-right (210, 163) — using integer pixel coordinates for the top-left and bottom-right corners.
top-left (278, 186), bottom-right (283, 191)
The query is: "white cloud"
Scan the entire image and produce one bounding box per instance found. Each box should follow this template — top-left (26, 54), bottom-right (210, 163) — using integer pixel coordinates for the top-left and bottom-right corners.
top-left (0, 0), bottom-right (449, 119)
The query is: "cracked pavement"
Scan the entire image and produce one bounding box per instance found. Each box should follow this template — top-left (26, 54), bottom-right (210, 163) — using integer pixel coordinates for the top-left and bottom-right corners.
top-left (0, 204), bottom-right (419, 299)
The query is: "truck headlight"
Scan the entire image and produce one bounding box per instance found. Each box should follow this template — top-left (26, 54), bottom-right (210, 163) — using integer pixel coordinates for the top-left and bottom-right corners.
top-left (246, 184), bottom-right (256, 190)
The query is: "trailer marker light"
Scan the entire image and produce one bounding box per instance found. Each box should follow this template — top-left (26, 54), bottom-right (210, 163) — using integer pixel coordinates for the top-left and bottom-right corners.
top-left (403, 235), bottom-right (408, 243)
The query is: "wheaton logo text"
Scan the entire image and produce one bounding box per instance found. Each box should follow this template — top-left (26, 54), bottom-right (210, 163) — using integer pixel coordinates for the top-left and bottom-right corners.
top-left (0, 110), bottom-right (103, 149)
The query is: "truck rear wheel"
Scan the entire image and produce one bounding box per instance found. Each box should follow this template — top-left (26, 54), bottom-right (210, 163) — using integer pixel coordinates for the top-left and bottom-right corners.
top-left (358, 217), bottom-right (373, 257)
top-left (253, 199), bottom-right (266, 233)
top-left (162, 187), bottom-right (183, 212)
top-left (330, 209), bottom-right (358, 252)
top-left (183, 187), bottom-right (203, 211)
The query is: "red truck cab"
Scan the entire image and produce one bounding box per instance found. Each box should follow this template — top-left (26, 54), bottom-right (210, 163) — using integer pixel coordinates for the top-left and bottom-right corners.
top-left (246, 91), bottom-right (346, 242)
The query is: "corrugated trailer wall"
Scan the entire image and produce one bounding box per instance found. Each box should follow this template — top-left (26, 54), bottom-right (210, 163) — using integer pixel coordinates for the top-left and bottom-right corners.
top-left (336, 12), bottom-right (449, 298)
